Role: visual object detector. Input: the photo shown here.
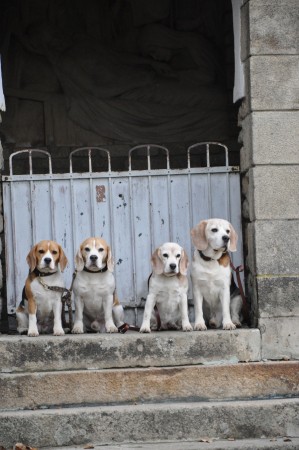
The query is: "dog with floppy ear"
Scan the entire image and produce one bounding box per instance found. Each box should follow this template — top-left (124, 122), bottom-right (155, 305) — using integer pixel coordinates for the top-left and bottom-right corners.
top-left (140, 242), bottom-right (193, 333)
top-left (72, 237), bottom-right (124, 334)
top-left (16, 240), bottom-right (68, 336)
top-left (191, 218), bottom-right (242, 331)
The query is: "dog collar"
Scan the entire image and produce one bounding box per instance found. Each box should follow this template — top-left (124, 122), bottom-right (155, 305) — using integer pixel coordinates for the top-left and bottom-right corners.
top-left (33, 268), bottom-right (57, 277)
top-left (83, 265), bottom-right (108, 273)
top-left (198, 250), bottom-right (227, 262)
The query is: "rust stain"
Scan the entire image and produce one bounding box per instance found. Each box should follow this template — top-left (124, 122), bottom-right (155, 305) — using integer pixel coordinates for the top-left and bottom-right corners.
top-left (96, 185), bottom-right (106, 203)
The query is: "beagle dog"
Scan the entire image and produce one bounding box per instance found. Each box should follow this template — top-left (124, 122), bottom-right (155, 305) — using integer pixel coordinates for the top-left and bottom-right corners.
top-left (140, 242), bottom-right (193, 333)
top-left (72, 237), bottom-right (124, 334)
top-left (191, 218), bottom-right (242, 331)
top-left (16, 240), bottom-right (68, 336)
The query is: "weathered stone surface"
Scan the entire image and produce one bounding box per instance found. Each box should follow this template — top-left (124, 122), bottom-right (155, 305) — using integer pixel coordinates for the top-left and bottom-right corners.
top-left (249, 220), bottom-right (299, 274)
top-left (248, 166), bottom-right (299, 220)
top-left (242, 0), bottom-right (299, 59)
top-left (0, 398), bottom-right (298, 447)
top-left (260, 317), bottom-right (299, 360)
top-left (247, 56), bottom-right (299, 111)
top-left (257, 276), bottom-right (299, 318)
top-left (42, 437), bottom-right (299, 450)
top-left (0, 330), bottom-right (261, 373)
top-left (242, 112), bottom-right (299, 168)
top-left (1, 361), bottom-right (298, 411)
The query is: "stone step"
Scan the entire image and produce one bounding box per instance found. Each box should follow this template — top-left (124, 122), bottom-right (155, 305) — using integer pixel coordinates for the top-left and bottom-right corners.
top-left (1, 361), bottom-right (298, 411)
top-left (0, 398), bottom-right (298, 448)
top-left (41, 437), bottom-right (299, 450)
top-left (0, 329), bottom-right (261, 373)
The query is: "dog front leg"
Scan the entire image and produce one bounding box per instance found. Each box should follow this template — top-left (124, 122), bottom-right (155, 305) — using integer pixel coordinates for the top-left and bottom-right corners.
top-left (221, 287), bottom-right (236, 330)
top-left (72, 297), bottom-right (84, 334)
top-left (103, 294), bottom-right (118, 333)
top-left (53, 298), bottom-right (65, 336)
top-left (179, 294), bottom-right (193, 331)
top-left (192, 284), bottom-right (207, 331)
top-left (26, 283), bottom-right (39, 336)
top-left (16, 305), bottom-right (29, 334)
top-left (140, 293), bottom-right (155, 333)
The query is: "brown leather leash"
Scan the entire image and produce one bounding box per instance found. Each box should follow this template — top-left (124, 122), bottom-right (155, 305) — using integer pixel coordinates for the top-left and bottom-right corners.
top-left (38, 273), bottom-right (75, 331)
top-left (230, 261), bottom-right (250, 326)
top-left (118, 322), bottom-right (140, 333)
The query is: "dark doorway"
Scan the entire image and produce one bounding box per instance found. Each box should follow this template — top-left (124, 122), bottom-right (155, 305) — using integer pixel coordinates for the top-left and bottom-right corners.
top-left (0, 0), bottom-right (239, 173)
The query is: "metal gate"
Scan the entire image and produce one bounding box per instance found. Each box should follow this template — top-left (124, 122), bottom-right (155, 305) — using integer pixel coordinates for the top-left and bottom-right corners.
top-left (2, 143), bottom-right (243, 320)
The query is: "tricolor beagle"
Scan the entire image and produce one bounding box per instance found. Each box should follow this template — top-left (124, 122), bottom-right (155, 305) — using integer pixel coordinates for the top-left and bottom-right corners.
top-left (140, 242), bottom-right (193, 333)
top-left (71, 237), bottom-right (124, 334)
top-left (191, 218), bottom-right (242, 330)
top-left (16, 240), bottom-right (68, 336)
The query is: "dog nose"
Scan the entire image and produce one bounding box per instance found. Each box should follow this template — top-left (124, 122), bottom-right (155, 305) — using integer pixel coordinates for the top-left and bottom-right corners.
top-left (90, 255), bottom-right (98, 262)
top-left (170, 263), bottom-right (177, 270)
top-left (44, 257), bottom-right (52, 264)
top-left (222, 235), bottom-right (230, 243)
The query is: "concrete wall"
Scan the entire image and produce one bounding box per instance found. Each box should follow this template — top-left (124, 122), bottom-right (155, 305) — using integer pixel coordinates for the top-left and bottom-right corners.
top-left (240, 0), bottom-right (299, 359)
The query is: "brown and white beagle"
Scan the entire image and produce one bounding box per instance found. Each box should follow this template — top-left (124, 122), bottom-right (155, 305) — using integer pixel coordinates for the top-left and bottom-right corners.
top-left (71, 237), bottom-right (124, 334)
top-left (140, 242), bottom-right (193, 333)
top-left (190, 218), bottom-right (242, 330)
top-left (16, 240), bottom-right (68, 336)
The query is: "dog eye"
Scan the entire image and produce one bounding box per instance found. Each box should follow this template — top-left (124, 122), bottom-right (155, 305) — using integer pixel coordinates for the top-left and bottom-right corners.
top-left (38, 249), bottom-right (45, 254)
top-left (162, 253), bottom-right (168, 258)
top-left (98, 248), bottom-right (104, 252)
top-left (52, 250), bottom-right (58, 255)
top-left (211, 228), bottom-right (218, 233)
top-left (84, 247), bottom-right (90, 252)
top-left (176, 254), bottom-right (181, 258)
top-left (226, 229), bottom-right (230, 234)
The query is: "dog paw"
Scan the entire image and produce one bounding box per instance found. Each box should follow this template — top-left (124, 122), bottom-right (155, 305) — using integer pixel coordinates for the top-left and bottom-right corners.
top-left (106, 324), bottom-right (118, 333)
top-left (182, 322), bottom-right (193, 331)
top-left (53, 328), bottom-right (65, 336)
top-left (17, 327), bottom-right (28, 335)
top-left (139, 325), bottom-right (151, 333)
top-left (223, 321), bottom-right (236, 330)
top-left (194, 321), bottom-right (207, 331)
top-left (72, 324), bottom-right (84, 334)
top-left (27, 329), bottom-right (39, 337)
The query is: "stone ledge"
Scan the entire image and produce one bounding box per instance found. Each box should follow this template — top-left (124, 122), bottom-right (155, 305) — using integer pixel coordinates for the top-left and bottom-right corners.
top-left (1, 361), bottom-right (298, 411)
top-left (0, 329), bottom-right (261, 373)
top-left (42, 437), bottom-right (299, 450)
top-left (0, 398), bottom-right (298, 447)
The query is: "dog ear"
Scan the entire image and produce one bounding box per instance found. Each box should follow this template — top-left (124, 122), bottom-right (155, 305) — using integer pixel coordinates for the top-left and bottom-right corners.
top-left (229, 223), bottom-right (238, 252)
top-left (179, 248), bottom-right (189, 276)
top-left (191, 221), bottom-right (208, 250)
top-left (26, 245), bottom-right (37, 272)
top-left (151, 248), bottom-right (164, 275)
top-left (58, 245), bottom-right (68, 272)
top-left (106, 245), bottom-right (114, 272)
top-left (75, 246), bottom-right (85, 271)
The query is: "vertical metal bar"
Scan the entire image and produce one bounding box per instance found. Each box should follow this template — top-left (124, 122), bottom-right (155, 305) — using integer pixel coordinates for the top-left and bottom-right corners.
top-left (128, 173), bottom-right (138, 323)
top-left (187, 168), bottom-right (194, 231)
top-left (29, 150), bottom-right (33, 175)
top-left (108, 176), bottom-right (115, 265)
top-left (29, 180), bottom-right (37, 244)
top-left (207, 143), bottom-right (212, 218)
top-left (9, 182), bottom-right (18, 312)
top-left (89, 177), bottom-right (95, 237)
top-left (225, 146), bottom-right (231, 222)
top-left (49, 178), bottom-right (56, 240)
top-left (69, 176), bottom-right (77, 258)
